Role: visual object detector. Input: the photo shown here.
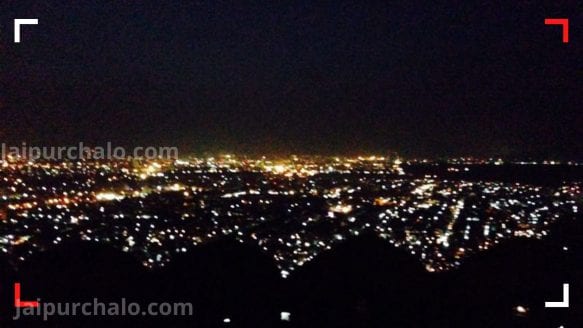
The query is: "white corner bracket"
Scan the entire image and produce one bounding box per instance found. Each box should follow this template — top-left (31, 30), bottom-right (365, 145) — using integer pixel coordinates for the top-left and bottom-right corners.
top-left (545, 283), bottom-right (569, 308)
top-left (14, 19), bottom-right (39, 43)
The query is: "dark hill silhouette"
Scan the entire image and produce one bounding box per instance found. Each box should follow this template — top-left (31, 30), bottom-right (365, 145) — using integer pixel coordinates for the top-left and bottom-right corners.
top-left (17, 241), bottom-right (146, 300)
top-left (8, 239), bottom-right (283, 328)
top-left (150, 238), bottom-right (283, 327)
top-left (443, 236), bottom-right (582, 328)
top-left (11, 241), bottom-right (149, 328)
top-left (0, 254), bottom-right (18, 328)
top-left (1, 226), bottom-right (581, 328)
top-left (548, 215), bottom-right (583, 264)
top-left (285, 234), bottom-right (434, 328)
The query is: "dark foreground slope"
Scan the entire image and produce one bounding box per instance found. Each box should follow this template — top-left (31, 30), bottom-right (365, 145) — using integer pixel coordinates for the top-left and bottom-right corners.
top-left (284, 236), bottom-right (431, 327)
top-left (0, 220), bottom-right (581, 328)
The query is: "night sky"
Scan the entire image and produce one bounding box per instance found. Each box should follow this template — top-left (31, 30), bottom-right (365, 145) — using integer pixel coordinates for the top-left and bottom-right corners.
top-left (1, 1), bottom-right (581, 158)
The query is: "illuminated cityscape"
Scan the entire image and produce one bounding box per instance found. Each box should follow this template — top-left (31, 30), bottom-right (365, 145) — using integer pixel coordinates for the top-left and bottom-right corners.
top-left (2, 0), bottom-right (580, 326)
top-left (1, 155), bottom-right (580, 278)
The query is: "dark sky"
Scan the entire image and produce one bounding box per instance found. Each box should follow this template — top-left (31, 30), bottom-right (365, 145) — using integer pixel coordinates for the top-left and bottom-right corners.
top-left (1, 1), bottom-right (581, 158)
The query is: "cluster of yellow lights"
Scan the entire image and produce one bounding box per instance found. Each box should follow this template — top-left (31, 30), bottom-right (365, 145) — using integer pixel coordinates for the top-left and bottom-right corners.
top-left (263, 164), bottom-right (318, 177)
top-left (95, 192), bottom-right (125, 202)
top-left (329, 204), bottom-right (353, 214)
top-left (374, 197), bottom-right (396, 206)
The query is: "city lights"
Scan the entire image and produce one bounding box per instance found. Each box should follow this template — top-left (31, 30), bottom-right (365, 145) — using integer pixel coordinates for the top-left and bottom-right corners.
top-left (0, 155), bottom-right (580, 275)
